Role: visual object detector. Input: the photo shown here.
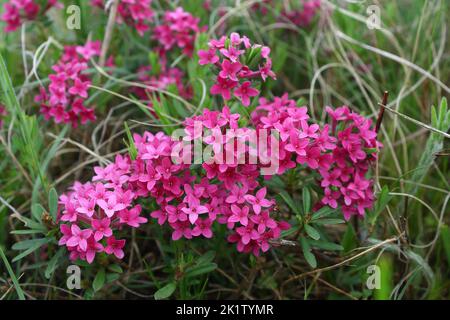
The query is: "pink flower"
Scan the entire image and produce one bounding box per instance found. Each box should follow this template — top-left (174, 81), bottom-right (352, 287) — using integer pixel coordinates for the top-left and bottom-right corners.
top-left (97, 195), bottom-right (127, 217)
top-left (104, 236), bottom-right (126, 259)
top-left (236, 223), bottom-right (260, 245)
top-left (66, 225), bottom-right (92, 251)
top-left (153, 7), bottom-right (203, 56)
top-left (226, 184), bottom-right (248, 204)
top-left (85, 237), bottom-right (103, 264)
top-left (228, 205), bottom-right (250, 226)
top-left (198, 48), bottom-right (219, 65)
top-left (58, 224), bottom-right (72, 246)
top-left (75, 41), bottom-right (101, 60)
top-left (321, 188), bottom-right (340, 209)
top-left (219, 60), bottom-right (242, 81)
top-left (300, 121), bottom-right (319, 138)
top-left (210, 76), bottom-right (238, 100)
top-left (75, 197), bottom-right (96, 217)
top-left (156, 157), bottom-right (179, 179)
top-left (181, 198), bottom-right (209, 224)
top-left (171, 221), bottom-right (192, 240)
top-left (192, 218), bottom-right (213, 238)
top-left (250, 211), bottom-right (277, 233)
top-left (1, 0), bottom-right (62, 33)
top-left (296, 146), bottom-right (321, 169)
top-left (220, 46), bottom-right (244, 62)
top-left (233, 81), bottom-right (259, 107)
top-left (285, 132), bottom-right (309, 156)
top-left (68, 78), bottom-right (90, 98)
top-left (118, 205), bottom-right (148, 228)
top-left (92, 218), bottom-right (112, 241)
top-left (151, 209), bottom-right (167, 225)
top-left (244, 188), bottom-right (272, 214)
top-left (92, 0), bottom-right (154, 37)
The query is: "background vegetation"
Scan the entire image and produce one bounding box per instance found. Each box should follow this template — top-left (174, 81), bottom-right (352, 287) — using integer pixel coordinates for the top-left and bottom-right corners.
top-left (0, 0), bottom-right (449, 300)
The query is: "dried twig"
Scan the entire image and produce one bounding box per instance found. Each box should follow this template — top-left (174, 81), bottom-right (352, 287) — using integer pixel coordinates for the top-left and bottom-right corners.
top-left (99, 0), bottom-right (119, 67)
top-left (375, 91), bottom-right (389, 133)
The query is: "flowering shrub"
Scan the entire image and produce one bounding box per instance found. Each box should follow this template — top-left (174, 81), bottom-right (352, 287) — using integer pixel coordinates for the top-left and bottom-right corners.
top-left (198, 33), bottom-right (276, 106)
top-left (58, 107), bottom-right (293, 262)
top-left (153, 7), bottom-right (205, 57)
top-left (57, 96), bottom-right (381, 263)
top-left (1, 0), bottom-right (61, 32)
top-left (91, 0), bottom-right (154, 36)
top-left (47, 13), bottom-right (383, 262)
top-left (2, 0), bottom-right (447, 301)
top-left (34, 41), bottom-right (105, 127)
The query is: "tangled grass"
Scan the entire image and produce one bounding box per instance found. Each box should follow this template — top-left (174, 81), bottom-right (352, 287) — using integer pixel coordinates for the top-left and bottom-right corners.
top-left (0, 0), bottom-right (449, 300)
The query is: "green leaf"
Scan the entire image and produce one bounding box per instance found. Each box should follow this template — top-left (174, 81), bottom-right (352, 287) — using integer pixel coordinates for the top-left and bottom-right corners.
top-left (93, 268), bottom-right (106, 292)
top-left (341, 224), bottom-right (357, 253)
top-left (309, 240), bottom-right (343, 251)
top-left (12, 238), bottom-right (49, 250)
top-left (302, 187), bottom-right (311, 214)
top-left (313, 218), bottom-right (345, 225)
top-left (197, 251), bottom-right (216, 265)
top-left (45, 248), bottom-right (64, 279)
top-left (31, 203), bottom-right (45, 221)
top-left (21, 217), bottom-right (46, 232)
top-left (124, 122), bottom-right (138, 160)
top-left (0, 246), bottom-right (25, 299)
top-left (48, 188), bottom-right (58, 222)
top-left (106, 273), bottom-right (120, 283)
top-left (12, 240), bottom-right (48, 262)
top-left (154, 282), bottom-right (176, 300)
top-left (148, 51), bottom-right (161, 75)
top-left (311, 206), bottom-right (335, 220)
top-left (300, 238), bottom-right (317, 268)
top-left (279, 191), bottom-right (301, 215)
top-left (11, 229), bottom-right (44, 235)
top-left (304, 224), bottom-right (320, 240)
top-left (108, 264), bottom-right (123, 274)
top-left (281, 225), bottom-right (299, 238)
top-left (185, 262), bottom-right (217, 278)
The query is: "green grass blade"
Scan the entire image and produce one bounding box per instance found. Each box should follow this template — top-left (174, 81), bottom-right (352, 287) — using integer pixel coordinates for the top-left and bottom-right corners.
top-left (0, 246), bottom-right (25, 300)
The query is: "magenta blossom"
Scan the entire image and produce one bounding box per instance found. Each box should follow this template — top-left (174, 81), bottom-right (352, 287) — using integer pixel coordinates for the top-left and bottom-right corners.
top-left (104, 237), bottom-right (126, 259)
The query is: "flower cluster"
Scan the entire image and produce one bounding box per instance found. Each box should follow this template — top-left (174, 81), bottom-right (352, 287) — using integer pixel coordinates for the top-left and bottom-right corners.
top-left (153, 7), bottom-right (205, 57)
top-left (251, 93), bottom-right (335, 175)
top-left (198, 33), bottom-right (276, 107)
top-left (251, 95), bottom-right (381, 220)
top-left (91, 0), bottom-right (154, 36)
top-left (1, 0), bottom-right (61, 32)
top-left (178, 108), bottom-right (290, 254)
top-left (0, 104), bottom-right (7, 128)
top-left (57, 106), bottom-right (292, 261)
top-left (317, 106), bottom-right (381, 220)
top-left (281, 0), bottom-right (321, 28)
top-left (134, 64), bottom-right (192, 104)
top-left (34, 41), bottom-right (102, 128)
top-left (58, 157), bottom-right (148, 263)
